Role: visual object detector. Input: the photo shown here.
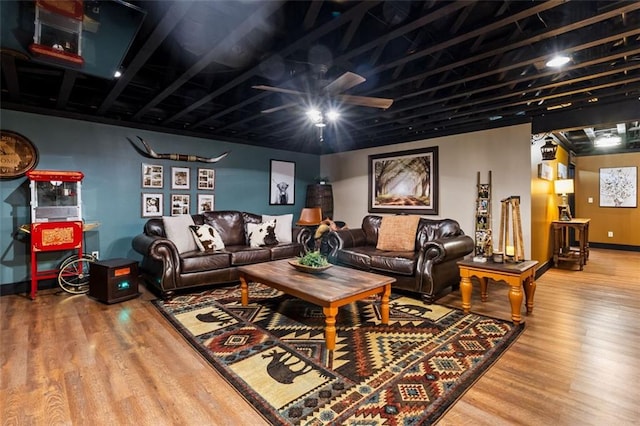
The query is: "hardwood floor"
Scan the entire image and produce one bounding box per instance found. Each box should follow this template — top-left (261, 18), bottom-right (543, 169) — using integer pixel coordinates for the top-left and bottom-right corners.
top-left (1, 248), bottom-right (638, 425)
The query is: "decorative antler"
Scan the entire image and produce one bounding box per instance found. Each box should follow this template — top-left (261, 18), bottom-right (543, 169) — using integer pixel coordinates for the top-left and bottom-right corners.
top-left (135, 136), bottom-right (229, 163)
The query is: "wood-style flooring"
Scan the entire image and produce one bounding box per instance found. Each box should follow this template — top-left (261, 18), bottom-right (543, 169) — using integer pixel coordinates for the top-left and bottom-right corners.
top-left (1, 248), bottom-right (639, 425)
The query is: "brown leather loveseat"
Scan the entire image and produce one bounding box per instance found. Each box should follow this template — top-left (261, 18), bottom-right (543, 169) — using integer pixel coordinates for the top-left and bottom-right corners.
top-left (132, 211), bottom-right (311, 297)
top-left (326, 215), bottom-right (474, 303)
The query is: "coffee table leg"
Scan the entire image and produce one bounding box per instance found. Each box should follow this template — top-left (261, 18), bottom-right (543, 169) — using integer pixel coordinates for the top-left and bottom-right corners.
top-left (323, 306), bottom-right (338, 351)
top-left (524, 274), bottom-right (536, 314)
top-left (380, 284), bottom-right (391, 324)
top-left (240, 275), bottom-right (249, 306)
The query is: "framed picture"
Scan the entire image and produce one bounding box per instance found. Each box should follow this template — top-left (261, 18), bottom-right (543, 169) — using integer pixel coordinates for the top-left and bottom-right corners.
top-left (599, 166), bottom-right (637, 208)
top-left (557, 162), bottom-right (567, 179)
top-left (171, 194), bottom-right (191, 215)
top-left (197, 168), bottom-right (215, 190)
top-left (270, 160), bottom-right (295, 205)
top-left (368, 146), bottom-right (439, 215)
top-left (171, 166), bottom-right (190, 190)
top-left (537, 162), bottom-right (553, 181)
top-left (142, 193), bottom-right (163, 217)
top-left (197, 193), bottom-right (214, 213)
top-left (142, 163), bottom-right (163, 188)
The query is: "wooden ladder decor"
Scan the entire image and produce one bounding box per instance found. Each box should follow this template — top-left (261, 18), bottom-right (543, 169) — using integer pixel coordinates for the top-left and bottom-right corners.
top-left (498, 196), bottom-right (525, 262)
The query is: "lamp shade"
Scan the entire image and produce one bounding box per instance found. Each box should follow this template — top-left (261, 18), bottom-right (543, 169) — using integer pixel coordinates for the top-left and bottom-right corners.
top-left (554, 179), bottom-right (574, 195)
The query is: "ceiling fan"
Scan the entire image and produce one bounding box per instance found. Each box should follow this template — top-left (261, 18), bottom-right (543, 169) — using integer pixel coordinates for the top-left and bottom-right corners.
top-left (252, 71), bottom-right (394, 115)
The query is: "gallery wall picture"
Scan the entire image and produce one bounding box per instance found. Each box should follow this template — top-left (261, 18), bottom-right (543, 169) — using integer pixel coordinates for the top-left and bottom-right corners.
top-left (599, 166), bottom-right (637, 208)
top-left (197, 193), bottom-right (214, 213)
top-left (171, 194), bottom-right (190, 216)
top-left (270, 160), bottom-right (295, 205)
top-left (142, 163), bottom-right (163, 188)
top-left (171, 166), bottom-right (190, 190)
top-left (198, 168), bottom-right (215, 190)
top-left (142, 193), bottom-right (163, 217)
top-left (368, 146), bottom-right (439, 215)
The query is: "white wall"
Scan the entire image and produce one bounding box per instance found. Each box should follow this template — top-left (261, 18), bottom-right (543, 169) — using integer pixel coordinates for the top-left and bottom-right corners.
top-left (320, 123), bottom-right (533, 255)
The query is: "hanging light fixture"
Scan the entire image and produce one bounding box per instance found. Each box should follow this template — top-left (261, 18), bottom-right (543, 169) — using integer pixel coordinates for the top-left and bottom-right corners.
top-left (540, 137), bottom-right (558, 160)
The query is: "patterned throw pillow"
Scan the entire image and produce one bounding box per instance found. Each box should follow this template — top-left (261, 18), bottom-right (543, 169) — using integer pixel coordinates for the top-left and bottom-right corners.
top-left (189, 224), bottom-right (225, 252)
top-left (247, 220), bottom-right (279, 247)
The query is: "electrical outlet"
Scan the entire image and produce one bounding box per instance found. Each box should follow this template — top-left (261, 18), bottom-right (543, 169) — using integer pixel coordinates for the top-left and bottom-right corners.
top-left (588, 197), bottom-right (593, 204)
top-left (91, 251), bottom-right (100, 260)
top-left (607, 231), bottom-right (613, 238)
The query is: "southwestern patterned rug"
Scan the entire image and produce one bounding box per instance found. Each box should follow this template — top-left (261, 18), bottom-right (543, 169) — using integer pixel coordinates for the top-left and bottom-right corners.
top-left (152, 283), bottom-right (524, 425)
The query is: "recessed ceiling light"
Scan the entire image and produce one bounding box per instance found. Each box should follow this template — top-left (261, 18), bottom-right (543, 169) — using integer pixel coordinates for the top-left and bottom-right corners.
top-left (114, 70), bottom-right (122, 78)
top-left (546, 55), bottom-right (570, 67)
top-left (594, 133), bottom-right (622, 147)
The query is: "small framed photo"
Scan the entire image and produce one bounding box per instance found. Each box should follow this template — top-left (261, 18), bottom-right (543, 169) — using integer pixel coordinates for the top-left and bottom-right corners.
top-left (198, 168), bottom-right (215, 190)
top-left (142, 193), bottom-right (163, 217)
top-left (171, 167), bottom-right (190, 190)
top-left (171, 194), bottom-right (190, 216)
top-left (197, 193), bottom-right (214, 213)
top-left (142, 163), bottom-right (163, 188)
top-left (270, 159), bottom-right (295, 205)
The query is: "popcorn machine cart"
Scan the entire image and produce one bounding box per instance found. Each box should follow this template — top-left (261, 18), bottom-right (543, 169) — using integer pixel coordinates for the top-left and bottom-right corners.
top-left (23, 170), bottom-right (92, 299)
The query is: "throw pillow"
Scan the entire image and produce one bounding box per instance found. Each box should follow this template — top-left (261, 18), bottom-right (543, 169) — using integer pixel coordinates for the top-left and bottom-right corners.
top-left (262, 214), bottom-right (293, 243)
top-left (163, 215), bottom-right (198, 254)
top-left (247, 220), bottom-right (279, 247)
top-left (376, 215), bottom-right (421, 251)
top-left (189, 224), bottom-right (225, 252)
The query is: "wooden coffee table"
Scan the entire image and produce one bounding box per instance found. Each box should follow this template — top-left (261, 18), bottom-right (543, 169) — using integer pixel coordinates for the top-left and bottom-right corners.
top-left (237, 259), bottom-right (395, 350)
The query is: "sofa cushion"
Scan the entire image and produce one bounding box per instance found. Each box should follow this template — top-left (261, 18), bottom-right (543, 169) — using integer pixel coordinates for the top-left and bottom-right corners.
top-left (262, 214), bottom-right (293, 243)
top-left (181, 251), bottom-right (231, 273)
top-left (247, 220), bottom-right (278, 247)
top-left (370, 252), bottom-right (416, 276)
top-left (189, 224), bottom-right (225, 252)
top-left (376, 215), bottom-right (420, 251)
top-left (202, 211), bottom-right (246, 246)
top-left (163, 215), bottom-right (198, 254)
top-left (336, 246), bottom-right (376, 270)
top-left (225, 246), bottom-right (272, 265)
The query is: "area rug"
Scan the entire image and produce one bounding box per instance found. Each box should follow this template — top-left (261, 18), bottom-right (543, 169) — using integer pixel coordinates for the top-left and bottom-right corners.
top-left (152, 283), bottom-right (524, 425)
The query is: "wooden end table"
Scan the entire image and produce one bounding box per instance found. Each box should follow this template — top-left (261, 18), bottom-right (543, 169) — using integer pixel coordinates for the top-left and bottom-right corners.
top-left (238, 259), bottom-right (394, 350)
top-left (457, 259), bottom-right (538, 324)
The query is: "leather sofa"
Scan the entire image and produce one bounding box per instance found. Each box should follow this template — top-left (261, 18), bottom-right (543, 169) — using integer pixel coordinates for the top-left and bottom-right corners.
top-left (132, 211), bottom-right (311, 297)
top-left (326, 215), bottom-right (474, 303)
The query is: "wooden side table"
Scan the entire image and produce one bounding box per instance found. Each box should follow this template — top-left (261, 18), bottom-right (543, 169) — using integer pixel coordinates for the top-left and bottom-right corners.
top-left (457, 259), bottom-right (539, 324)
top-left (552, 218), bottom-right (590, 270)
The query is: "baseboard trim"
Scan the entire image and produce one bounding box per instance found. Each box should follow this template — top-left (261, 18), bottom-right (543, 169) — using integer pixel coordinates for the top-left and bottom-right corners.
top-left (589, 243), bottom-right (640, 252)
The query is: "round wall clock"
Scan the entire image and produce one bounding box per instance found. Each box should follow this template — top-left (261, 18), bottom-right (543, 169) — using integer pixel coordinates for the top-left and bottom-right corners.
top-left (0, 130), bottom-right (39, 179)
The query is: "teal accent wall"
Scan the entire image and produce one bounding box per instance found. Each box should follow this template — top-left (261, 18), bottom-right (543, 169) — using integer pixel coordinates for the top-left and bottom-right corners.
top-left (0, 109), bottom-right (319, 288)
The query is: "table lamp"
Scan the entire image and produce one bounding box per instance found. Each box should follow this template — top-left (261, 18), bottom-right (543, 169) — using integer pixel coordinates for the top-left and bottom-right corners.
top-left (554, 179), bottom-right (574, 221)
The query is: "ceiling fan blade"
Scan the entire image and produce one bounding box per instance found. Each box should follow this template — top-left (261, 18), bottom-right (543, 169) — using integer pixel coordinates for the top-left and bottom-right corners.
top-left (324, 72), bottom-right (366, 94)
top-left (252, 85), bottom-right (307, 96)
top-left (336, 94), bottom-right (393, 109)
top-left (261, 102), bottom-right (298, 114)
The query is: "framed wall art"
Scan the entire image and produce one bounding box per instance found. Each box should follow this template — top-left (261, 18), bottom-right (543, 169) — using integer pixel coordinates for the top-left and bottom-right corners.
top-left (599, 166), bottom-right (637, 208)
top-left (171, 166), bottom-right (190, 190)
top-left (197, 168), bottom-right (215, 190)
top-left (0, 130), bottom-right (39, 179)
top-left (270, 160), bottom-right (295, 205)
top-left (368, 146), bottom-right (439, 215)
top-left (171, 193), bottom-right (191, 215)
top-left (197, 193), bottom-right (214, 213)
top-left (142, 163), bottom-right (163, 188)
top-left (142, 193), bottom-right (163, 217)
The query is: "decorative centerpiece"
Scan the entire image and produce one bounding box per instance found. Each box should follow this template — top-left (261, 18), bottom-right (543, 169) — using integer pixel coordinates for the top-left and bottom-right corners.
top-left (289, 250), bottom-right (332, 274)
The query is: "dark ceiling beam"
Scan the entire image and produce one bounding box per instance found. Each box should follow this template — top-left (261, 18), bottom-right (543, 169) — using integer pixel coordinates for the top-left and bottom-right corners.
top-left (450, 1), bottom-right (475, 34)
top-left (172, 1), bottom-right (381, 128)
top-left (96, 1), bottom-right (193, 116)
top-left (56, 70), bottom-right (77, 109)
top-left (303, 0), bottom-right (323, 30)
top-left (132, 1), bottom-right (284, 121)
top-left (338, 12), bottom-right (364, 52)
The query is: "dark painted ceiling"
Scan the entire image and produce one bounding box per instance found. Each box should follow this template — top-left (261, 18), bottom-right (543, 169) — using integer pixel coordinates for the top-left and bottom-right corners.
top-left (2, 0), bottom-right (640, 155)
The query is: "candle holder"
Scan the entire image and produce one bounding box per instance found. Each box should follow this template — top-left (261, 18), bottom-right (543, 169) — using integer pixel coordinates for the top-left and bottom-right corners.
top-left (492, 251), bottom-right (504, 263)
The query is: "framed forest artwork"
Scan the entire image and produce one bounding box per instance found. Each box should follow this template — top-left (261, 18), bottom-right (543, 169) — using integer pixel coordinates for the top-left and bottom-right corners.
top-left (368, 146), bottom-right (439, 215)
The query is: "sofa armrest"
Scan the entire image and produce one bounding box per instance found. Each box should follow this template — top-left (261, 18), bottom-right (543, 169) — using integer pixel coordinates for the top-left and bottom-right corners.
top-left (422, 235), bottom-right (474, 263)
top-left (132, 234), bottom-right (181, 271)
top-left (326, 228), bottom-right (367, 262)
